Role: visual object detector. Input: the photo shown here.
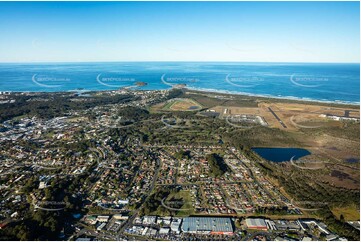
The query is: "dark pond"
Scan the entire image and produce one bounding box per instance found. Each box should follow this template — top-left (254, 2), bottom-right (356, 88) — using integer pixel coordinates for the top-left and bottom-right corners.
top-left (252, 147), bottom-right (311, 162)
top-left (188, 106), bottom-right (200, 110)
top-left (345, 157), bottom-right (359, 163)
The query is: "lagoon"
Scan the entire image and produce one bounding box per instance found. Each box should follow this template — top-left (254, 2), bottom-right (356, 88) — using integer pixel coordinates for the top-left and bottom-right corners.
top-left (251, 147), bottom-right (311, 162)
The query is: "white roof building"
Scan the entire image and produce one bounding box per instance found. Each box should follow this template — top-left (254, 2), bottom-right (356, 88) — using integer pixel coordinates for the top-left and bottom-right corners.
top-left (97, 216), bottom-right (110, 222)
top-left (159, 227), bottom-right (170, 234)
top-left (143, 216), bottom-right (157, 225)
top-left (97, 223), bottom-right (106, 231)
top-left (171, 218), bottom-right (182, 233)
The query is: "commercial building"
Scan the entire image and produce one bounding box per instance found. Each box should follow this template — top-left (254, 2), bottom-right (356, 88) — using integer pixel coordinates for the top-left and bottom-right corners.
top-left (181, 217), bottom-right (234, 235)
top-left (298, 219), bottom-right (330, 235)
top-left (274, 220), bottom-right (300, 231)
top-left (159, 227), bottom-right (170, 235)
top-left (171, 218), bottom-right (182, 234)
top-left (97, 216), bottom-right (109, 222)
top-left (113, 214), bottom-right (129, 220)
top-left (96, 223), bottom-right (106, 231)
top-left (143, 216), bottom-right (157, 225)
top-left (245, 218), bottom-right (268, 231)
top-left (157, 216), bottom-right (172, 226)
top-left (265, 219), bottom-right (276, 230)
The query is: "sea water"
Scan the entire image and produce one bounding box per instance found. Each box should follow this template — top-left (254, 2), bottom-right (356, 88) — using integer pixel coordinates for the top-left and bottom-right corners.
top-left (0, 62), bottom-right (359, 104)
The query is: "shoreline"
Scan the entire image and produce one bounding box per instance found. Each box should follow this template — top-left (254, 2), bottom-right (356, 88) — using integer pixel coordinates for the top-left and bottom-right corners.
top-left (182, 87), bottom-right (360, 106)
top-left (2, 86), bottom-right (359, 107)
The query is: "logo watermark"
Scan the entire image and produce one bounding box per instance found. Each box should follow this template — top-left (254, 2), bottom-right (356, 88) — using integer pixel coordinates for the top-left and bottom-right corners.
top-left (32, 74), bottom-right (70, 88)
top-left (290, 74), bottom-right (328, 88)
top-left (289, 114), bottom-right (325, 129)
top-left (160, 115), bottom-right (193, 129)
top-left (96, 73), bottom-right (138, 88)
top-left (289, 108), bottom-right (332, 129)
top-left (289, 156), bottom-right (327, 170)
top-left (225, 115), bottom-right (261, 129)
top-left (96, 114), bottom-right (136, 129)
top-left (161, 198), bottom-right (193, 211)
top-left (225, 74), bottom-right (263, 88)
top-left (98, 160), bottom-right (122, 171)
top-left (98, 202), bottom-right (126, 211)
top-left (32, 164), bottom-right (61, 170)
top-left (33, 200), bottom-right (67, 211)
top-left (290, 199), bottom-right (328, 211)
top-left (161, 73), bottom-right (200, 87)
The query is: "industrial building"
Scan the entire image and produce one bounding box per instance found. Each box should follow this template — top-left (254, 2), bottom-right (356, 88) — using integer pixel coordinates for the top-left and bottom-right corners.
top-left (170, 218), bottom-right (182, 234)
top-left (245, 218), bottom-right (268, 231)
top-left (97, 216), bottom-right (109, 223)
top-left (142, 216), bottom-right (157, 225)
top-left (181, 217), bottom-right (234, 235)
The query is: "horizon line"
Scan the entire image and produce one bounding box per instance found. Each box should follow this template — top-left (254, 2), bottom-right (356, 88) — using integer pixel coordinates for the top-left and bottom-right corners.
top-left (0, 60), bottom-right (360, 64)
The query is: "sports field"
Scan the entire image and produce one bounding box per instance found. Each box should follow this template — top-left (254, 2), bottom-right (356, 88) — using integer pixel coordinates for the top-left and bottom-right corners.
top-left (162, 98), bottom-right (203, 111)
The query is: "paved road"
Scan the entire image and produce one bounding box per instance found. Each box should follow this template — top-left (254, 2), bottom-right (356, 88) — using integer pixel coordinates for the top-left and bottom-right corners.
top-left (71, 227), bottom-right (117, 241)
top-left (268, 107), bottom-right (287, 128)
top-left (242, 231), bottom-right (272, 241)
top-left (118, 153), bottom-right (161, 234)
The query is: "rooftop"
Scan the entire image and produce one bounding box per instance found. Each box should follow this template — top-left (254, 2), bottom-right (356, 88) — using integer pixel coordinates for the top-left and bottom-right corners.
top-left (181, 217), bottom-right (233, 233)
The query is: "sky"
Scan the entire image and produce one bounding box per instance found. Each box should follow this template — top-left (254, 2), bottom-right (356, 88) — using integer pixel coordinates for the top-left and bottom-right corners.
top-left (0, 1), bottom-right (359, 63)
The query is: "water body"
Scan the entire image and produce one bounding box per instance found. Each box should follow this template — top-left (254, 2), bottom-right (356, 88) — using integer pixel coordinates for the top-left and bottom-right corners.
top-left (252, 147), bottom-right (311, 162)
top-left (345, 157), bottom-right (360, 163)
top-left (0, 62), bottom-right (359, 104)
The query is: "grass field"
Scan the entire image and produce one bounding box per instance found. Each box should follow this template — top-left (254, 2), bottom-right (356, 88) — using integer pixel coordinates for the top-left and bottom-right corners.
top-left (332, 205), bottom-right (360, 220)
top-left (152, 91), bottom-right (359, 196)
top-left (158, 98), bottom-right (203, 111)
top-left (166, 190), bottom-right (194, 216)
top-left (153, 189), bottom-right (194, 217)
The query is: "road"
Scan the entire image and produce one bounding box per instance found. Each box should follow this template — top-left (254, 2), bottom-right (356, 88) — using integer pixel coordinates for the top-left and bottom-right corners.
top-left (242, 231), bottom-right (272, 241)
top-left (118, 152), bottom-right (161, 235)
top-left (268, 107), bottom-right (287, 128)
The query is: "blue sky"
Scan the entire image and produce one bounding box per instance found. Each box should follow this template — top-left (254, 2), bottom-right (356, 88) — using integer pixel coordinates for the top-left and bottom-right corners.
top-left (0, 1), bottom-right (359, 63)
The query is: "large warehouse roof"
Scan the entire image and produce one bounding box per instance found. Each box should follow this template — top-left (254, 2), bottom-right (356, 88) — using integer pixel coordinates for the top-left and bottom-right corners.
top-left (246, 218), bottom-right (267, 227)
top-left (181, 217), bottom-right (233, 233)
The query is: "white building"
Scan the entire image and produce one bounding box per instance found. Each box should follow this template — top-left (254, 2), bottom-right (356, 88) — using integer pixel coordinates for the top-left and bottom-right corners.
top-left (97, 223), bottom-right (106, 231)
top-left (113, 214), bottom-right (129, 220)
top-left (171, 218), bottom-right (182, 234)
top-left (142, 216), bottom-right (157, 225)
top-left (97, 216), bottom-right (110, 222)
top-left (159, 227), bottom-right (170, 235)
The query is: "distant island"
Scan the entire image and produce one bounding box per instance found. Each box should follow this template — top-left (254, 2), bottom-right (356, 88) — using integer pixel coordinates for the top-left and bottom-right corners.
top-left (135, 81), bottom-right (148, 87)
top-left (173, 83), bottom-right (187, 88)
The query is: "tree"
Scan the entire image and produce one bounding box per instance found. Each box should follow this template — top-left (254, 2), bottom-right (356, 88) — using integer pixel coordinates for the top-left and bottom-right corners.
top-left (206, 153), bottom-right (229, 177)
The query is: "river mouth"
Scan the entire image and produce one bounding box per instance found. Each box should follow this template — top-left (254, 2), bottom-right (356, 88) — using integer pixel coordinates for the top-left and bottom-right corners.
top-left (251, 147), bottom-right (311, 162)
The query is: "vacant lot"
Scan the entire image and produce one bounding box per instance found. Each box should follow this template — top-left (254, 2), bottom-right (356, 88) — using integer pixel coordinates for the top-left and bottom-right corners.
top-left (209, 102), bottom-right (359, 131)
top-left (169, 99), bottom-right (202, 111)
top-left (152, 98), bottom-right (203, 112)
top-left (332, 205), bottom-right (360, 221)
top-left (210, 106), bottom-right (261, 117)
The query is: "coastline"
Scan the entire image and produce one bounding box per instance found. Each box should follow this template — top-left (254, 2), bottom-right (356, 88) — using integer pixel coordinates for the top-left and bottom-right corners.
top-left (182, 86), bottom-right (360, 106)
top-left (1, 62), bottom-right (359, 106)
top-left (1, 86), bottom-right (360, 107)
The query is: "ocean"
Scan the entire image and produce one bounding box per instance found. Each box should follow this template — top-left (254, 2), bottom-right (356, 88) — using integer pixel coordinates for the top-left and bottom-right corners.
top-left (0, 62), bottom-right (359, 104)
